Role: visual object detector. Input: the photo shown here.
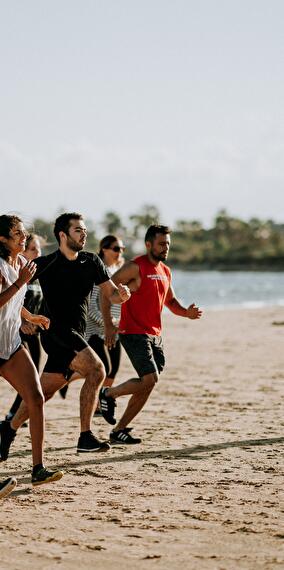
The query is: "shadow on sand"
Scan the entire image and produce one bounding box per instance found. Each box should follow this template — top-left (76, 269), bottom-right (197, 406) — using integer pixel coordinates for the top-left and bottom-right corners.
top-left (2, 435), bottom-right (283, 489)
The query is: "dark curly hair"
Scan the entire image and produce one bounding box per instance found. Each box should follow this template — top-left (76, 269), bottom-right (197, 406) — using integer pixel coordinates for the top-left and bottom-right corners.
top-left (0, 214), bottom-right (22, 260)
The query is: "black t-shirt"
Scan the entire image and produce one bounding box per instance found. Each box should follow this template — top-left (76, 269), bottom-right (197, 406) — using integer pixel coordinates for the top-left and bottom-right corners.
top-left (34, 250), bottom-right (110, 335)
top-left (24, 280), bottom-right (43, 315)
top-left (20, 279), bottom-right (44, 341)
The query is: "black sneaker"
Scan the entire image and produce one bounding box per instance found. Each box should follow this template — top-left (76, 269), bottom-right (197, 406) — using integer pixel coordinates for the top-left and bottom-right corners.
top-left (110, 428), bottom-right (142, 445)
top-left (77, 431), bottom-right (111, 453)
top-left (0, 420), bottom-right (17, 461)
top-left (32, 467), bottom-right (64, 487)
top-left (99, 387), bottom-right (116, 425)
top-left (0, 477), bottom-right (17, 499)
top-left (5, 414), bottom-right (28, 428)
top-left (5, 412), bottom-right (14, 422)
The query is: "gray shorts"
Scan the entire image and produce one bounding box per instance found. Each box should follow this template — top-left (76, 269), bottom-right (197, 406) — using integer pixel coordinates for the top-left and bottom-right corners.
top-left (119, 333), bottom-right (165, 378)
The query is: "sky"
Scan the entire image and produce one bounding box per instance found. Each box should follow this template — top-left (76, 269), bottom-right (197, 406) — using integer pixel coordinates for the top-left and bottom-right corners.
top-left (0, 0), bottom-right (283, 229)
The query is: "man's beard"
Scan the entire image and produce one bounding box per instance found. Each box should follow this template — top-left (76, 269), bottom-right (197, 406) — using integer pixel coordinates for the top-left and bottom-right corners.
top-left (66, 236), bottom-right (84, 252)
top-left (150, 250), bottom-right (167, 262)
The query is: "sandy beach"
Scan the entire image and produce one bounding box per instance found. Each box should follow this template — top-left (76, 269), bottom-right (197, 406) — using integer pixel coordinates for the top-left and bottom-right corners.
top-left (0, 307), bottom-right (283, 570)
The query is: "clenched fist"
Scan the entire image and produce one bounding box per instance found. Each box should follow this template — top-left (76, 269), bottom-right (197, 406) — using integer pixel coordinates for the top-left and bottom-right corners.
top-left (117, 283), bottom-right (131, 303)
top-left (186, 303), bottom-right (203, 320)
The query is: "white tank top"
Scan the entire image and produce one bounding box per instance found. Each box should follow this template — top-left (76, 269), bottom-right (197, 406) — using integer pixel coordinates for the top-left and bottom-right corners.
top-left (0, 256), bottom-right (27, 359)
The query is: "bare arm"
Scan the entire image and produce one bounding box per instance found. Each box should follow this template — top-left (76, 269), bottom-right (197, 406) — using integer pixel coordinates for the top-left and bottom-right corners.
top-left (109, 261), bottom-right (140, 289)
top-left (165, 284), bottom-right (203, 319)
top-left (20, 320), bottom-right (37, 335)
top-left (21, 306), bottom-right (50, 329)
top-left (0, 260), bottom-right (37, 310)
top-left (101, 261), bottom-right (139, 347)
top-left (0, 275), bottom-right (21, 309)
top-left (99, 279), bottom-right (131, 305)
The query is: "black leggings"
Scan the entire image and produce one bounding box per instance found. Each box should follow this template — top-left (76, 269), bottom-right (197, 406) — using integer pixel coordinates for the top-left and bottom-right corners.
top-left (88, 334), bottom-right (121, 379)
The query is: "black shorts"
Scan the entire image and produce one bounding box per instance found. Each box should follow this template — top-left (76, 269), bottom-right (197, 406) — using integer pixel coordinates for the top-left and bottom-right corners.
top-left (119, 333), bottom-right (165, 378)
top-left (0, 344), bottom-right (23, 369)
top-left (41, 328), bottom-right (89, 379)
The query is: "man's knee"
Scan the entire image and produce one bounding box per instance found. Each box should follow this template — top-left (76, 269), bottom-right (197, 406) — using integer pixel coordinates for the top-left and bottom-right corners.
top-left (91, 361), bottom-right (106, 385)
top-left (72, 348), bottom-right (106, 384)
top-left (81, 359), bottom-right (106, 387)
top-left (141, 373), bottom-right (158, 391)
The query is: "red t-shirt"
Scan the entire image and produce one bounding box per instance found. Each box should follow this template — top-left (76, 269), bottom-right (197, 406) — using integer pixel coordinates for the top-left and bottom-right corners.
top-left (119, 255), bottom-right (171, 336)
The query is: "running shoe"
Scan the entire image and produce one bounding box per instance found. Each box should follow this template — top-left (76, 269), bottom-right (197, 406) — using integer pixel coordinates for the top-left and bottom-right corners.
top-left (99, 387), bottom-right (116, 425)
top-left (77, 431), bottom-right (111, 453)
top-left (110, 428), bottom-right (141, 445)
top-left (32, 467), bottom-right (64, 486)
top-left (5, 412), bottom-right (14, 422)
top-left (5, 414), bottom-right (28, 428)
top-left (0, 420), bottom-right (17, 461)
top-left (0, 477), bottom-right (17, 499)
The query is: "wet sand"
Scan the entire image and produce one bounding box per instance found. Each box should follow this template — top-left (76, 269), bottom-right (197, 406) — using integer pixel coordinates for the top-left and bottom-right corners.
top-left (0, 307), bottom-right (283, 569)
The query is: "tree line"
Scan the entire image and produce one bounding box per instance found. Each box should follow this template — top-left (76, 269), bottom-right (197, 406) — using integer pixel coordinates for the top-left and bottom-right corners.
top-left (31, 206), bottom-right (284, 270)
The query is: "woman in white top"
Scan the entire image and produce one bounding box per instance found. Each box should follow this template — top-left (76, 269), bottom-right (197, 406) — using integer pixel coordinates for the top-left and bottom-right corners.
top-left (6, 233), bottom-right (44, 421)
top-left (0, 214), bottom-right (63, 488)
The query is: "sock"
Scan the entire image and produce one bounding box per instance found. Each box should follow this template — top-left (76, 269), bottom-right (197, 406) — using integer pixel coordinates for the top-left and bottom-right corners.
top-left (32, 463), bottom-right (44, 476)
top-left (80, 430), bottom-right (92, 436)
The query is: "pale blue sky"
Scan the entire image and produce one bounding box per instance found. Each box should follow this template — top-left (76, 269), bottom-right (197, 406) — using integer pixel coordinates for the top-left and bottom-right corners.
top-left (0, 0), bottom-right (283, 228)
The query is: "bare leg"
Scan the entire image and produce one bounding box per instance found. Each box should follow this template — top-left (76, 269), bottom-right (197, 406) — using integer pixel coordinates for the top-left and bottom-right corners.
top-left (107, 372), bottom-right (158, 429)
top-left (11, 372), bottom-right (67, 430)
top-left (104, 376), bottom-right (115, 388)
top-left (7, 393), bottom-right (23, 416)
top-left (107, 373), bottom-right (157, 398)
top-left (115, 386), bottom-right (154, 430)
top-left (12, 345), bottom-right (106, 432)
top-left (1, 348), bottom-right (44, 466)
top-left (70, 347), bottom-right (106, 431)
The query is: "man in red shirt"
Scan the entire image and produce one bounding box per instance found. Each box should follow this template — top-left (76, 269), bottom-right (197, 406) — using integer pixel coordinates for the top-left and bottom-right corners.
top-left (99, 224), bottom-right (202, 444)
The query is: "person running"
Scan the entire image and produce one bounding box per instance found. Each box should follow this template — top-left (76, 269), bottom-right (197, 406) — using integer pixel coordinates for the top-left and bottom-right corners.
top-left (6, 233), bottom-right (44, 421)
top-left (86, 235), bottom-right (125, 407)
top-left (0, 214), bottom-right (63, 486)
top-left (60, 234), bottom-right (125, 403)
top-left (1, 213), bottom-right (130, 459)
top-left (99, 224), bottom-right (202, 444)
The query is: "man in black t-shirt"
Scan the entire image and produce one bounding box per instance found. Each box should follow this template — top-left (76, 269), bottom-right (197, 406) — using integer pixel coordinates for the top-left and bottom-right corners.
top-left (3, 213), bottom-right (130, 457)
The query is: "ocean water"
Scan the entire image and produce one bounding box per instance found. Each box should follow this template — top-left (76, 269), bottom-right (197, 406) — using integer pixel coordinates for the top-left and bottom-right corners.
top-left (171, 270), bottom-right (284, 310)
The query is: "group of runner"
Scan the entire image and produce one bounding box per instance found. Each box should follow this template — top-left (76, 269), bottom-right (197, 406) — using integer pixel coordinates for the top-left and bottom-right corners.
top-left (0, 212), bottom-right (202, 500)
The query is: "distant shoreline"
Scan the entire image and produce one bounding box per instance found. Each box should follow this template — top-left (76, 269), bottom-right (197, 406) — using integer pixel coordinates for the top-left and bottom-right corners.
top-left (168, 263), bottom-right (284, 272)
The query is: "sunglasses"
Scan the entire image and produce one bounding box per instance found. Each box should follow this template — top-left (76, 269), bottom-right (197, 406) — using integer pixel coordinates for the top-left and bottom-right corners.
top-left (109, 245), bottom-right (125, 252)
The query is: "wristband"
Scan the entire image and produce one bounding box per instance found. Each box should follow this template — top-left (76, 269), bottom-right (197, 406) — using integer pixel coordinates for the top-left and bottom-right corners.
top-left (13, 282), bottom-right (20, 290)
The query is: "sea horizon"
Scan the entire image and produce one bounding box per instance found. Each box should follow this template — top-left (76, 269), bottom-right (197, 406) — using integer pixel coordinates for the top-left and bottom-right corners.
top-left (171, 269), bottom-right (284, 310)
